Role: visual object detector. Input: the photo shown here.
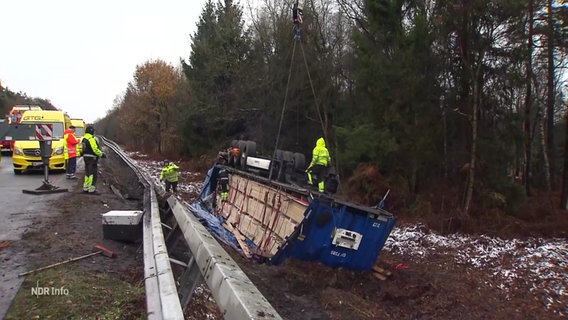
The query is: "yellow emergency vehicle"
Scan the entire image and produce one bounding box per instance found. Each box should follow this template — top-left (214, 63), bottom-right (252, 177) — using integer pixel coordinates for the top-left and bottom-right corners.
top-left (70, 118), bottom-right (86, 155)
top-left (12, 110), bottom-right (72, 174)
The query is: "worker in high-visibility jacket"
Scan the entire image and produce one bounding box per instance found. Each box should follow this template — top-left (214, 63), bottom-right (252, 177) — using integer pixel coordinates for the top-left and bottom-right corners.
top-left (82, 126), bottom-right (104, 194)
top-left (218, 168), bottom-right (229, 201)
top-left (306, 137), bottom-right (331, 193)
top-left (159, 160), bottom-right (180, 193)
top-left (63, 125), bottom-right (80, 179)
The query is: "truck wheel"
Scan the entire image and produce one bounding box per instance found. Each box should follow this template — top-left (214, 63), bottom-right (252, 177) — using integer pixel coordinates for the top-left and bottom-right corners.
top-left (282, 151), bottom-right (294, 183)
top-left (283, 151), bottom-right (293, 163)
top-left (236, 140), bottom-right (246, 167)
top-left (246, 141), bottom-right (256, 156)
top-left (241, 141), bottom-right (257, 170)
top-left (273, 149), bottom-right (285, 181)
top-left (292, 153), bottom-right (305, 171)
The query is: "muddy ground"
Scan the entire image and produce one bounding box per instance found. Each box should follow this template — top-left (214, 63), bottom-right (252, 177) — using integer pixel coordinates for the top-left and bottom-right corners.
top-left (3, 153), bottom-right (146, 319)
top-left (2, 150), bottom-right (564, 319)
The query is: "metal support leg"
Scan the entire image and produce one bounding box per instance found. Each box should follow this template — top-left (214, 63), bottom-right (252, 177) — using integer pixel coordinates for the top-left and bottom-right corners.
top-left (177, 256), bottom-right (203, 312)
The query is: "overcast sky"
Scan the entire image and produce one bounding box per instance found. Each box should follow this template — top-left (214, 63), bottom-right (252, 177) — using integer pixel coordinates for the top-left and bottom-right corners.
top-left (0, 0), bottom-right (208, 123)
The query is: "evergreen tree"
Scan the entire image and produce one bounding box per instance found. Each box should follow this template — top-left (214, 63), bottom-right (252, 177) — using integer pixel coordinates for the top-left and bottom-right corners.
top-left (181, 0), bottom-right (251, 156)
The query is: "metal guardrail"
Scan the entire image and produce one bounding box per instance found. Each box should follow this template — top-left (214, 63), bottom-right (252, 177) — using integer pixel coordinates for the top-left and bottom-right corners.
top-left (101, 137), bottom-right (282, 320)
top-left (102, 138), bottom-right (184, 319)
top-left (148, 189), bottom-right (184, 319)
top-left (169, 198), bottom-right (282, 320)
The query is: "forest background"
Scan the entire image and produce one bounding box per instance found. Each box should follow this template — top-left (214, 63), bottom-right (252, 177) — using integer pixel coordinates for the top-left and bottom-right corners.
top-left (2, 0), bottom-right (568, 238)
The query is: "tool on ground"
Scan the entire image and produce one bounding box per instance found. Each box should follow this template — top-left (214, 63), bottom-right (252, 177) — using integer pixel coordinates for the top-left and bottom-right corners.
top-left (18, 245), bottom-right (116, 277)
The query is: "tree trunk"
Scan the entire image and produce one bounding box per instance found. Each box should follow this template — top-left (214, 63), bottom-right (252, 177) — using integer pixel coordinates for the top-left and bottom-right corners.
top-left (157, 103), bottom-right (163, 155)
top-left (464, 79), bottom-right (479, 215)
top-left (524, 0), bottom-right (534, 196)
top-left (540, 116), bottom-right (551, 190)
top-left (442, 96), bottom-right (448, 179)
top-left (561, 105), bottom-right (568, 209)
top-left (546, 0), bottom-right (556, 189)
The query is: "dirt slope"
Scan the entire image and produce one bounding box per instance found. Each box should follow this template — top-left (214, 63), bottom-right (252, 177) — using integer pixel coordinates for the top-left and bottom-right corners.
top-left (3, 152), bottom-right (565, 319)
top-left (134, 154), bottom-right (565, 320)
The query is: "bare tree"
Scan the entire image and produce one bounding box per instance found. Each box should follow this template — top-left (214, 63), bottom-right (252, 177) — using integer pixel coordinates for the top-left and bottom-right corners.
top-left (546, 0), bottom-right (556, 189)
top-left (524, 0), bottom-right (535, 196)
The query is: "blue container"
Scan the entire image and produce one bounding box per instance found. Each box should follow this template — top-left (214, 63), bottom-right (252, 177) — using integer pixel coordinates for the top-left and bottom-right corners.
top-left (196, 165), bottom-right (396, 271)
top-left (271, 197), bottom-right (396, 271)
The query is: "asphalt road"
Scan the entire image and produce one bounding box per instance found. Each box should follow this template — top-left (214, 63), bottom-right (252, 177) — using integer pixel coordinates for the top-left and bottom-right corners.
top-left (0, 154), bottom-right (79, 318)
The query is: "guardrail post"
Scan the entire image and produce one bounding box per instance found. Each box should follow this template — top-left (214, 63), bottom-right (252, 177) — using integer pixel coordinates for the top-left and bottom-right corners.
top-left (177, 256), bottom-right (203, 311)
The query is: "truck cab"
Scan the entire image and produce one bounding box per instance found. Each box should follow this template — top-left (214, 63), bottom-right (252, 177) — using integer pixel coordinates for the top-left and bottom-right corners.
top-left (12, 110), bottom-right (71, 174)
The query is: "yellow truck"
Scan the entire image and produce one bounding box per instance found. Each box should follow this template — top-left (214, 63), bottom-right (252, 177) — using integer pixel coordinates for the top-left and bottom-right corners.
top-left (70, 118), bottom-right (86, 155)
top-left (12, 110), bottom-right (72, 174)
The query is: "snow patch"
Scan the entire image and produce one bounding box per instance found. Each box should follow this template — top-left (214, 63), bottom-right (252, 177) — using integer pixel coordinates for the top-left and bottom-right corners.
top-left (384, 224), bottom-right (567, 316)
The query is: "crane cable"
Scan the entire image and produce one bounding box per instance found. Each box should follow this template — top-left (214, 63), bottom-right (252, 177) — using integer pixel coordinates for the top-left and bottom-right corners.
top-left (300, 38), bottom-right (340, 193)
top-left (269, 34), bottom-right (297, 181)
top-left (271, 2), bottom-right (334, 182)
top-left (299, 38), bottom-right (328, 146)
top-left (291, 0), bottom-right (328, 143)
top-left (268, 1), bottom-right (341, 194)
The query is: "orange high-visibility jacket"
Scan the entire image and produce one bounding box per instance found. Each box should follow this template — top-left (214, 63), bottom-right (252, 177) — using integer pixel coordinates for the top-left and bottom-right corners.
top-left (64, 129), bottom-right (80, 159)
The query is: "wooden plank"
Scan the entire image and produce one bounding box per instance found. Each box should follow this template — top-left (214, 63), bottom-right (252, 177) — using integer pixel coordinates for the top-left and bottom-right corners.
top-left (372, 272), bottom-right (387, 281)
top-left (372, 264), bottom-right (392, 281)
top-left (283, 217), bottom-right (295, 237)
top-left (223, 223), bottom-right (251, 258)
top-left (226, 204), bottom-right (238, 221)
top-left (267, 235), bottom-right (280, 255)
top-left (273, 216), bottom-right (288, 240)
top-left (240, 211), bottom-right (253, 235)
top-left (285, 200), bottom-right (308, 223)
top-left (250, 198), bottom-right (264, 222)
top-left (238, 215), bottom-right (255, 240)
top-left (248, 181), bottom-right (265, 200)
top-left (372, 265), bottom-right (392, 276)
top-left (227, 213), bottom-right (239, 227)
top-left (242, 214), bottom-right (284, 246)
top-left (218, 172), bottom-right (311, 259)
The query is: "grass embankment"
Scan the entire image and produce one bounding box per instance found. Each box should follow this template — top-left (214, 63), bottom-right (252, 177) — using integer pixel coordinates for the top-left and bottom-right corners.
top-left (5, 267), bottom-right (145, 319)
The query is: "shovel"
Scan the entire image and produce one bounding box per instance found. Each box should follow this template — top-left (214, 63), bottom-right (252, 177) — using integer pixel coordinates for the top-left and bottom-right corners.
top-left (19, 245), bottom-right (116, 277)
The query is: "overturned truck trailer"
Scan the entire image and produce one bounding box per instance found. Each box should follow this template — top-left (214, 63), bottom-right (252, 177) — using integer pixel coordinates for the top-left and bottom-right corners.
top-left (193, 144), bottom-right (396, 271)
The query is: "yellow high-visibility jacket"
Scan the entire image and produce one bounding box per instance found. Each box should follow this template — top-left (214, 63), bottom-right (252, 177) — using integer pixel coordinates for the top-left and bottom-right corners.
top-left (310, 137), bottom-right (330, 167)
top-left (160, 163), bottom-right (179, 182)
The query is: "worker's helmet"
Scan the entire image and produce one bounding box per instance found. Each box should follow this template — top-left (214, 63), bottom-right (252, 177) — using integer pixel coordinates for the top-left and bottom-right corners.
top-left (86, 126), bottom-right (95, 134)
